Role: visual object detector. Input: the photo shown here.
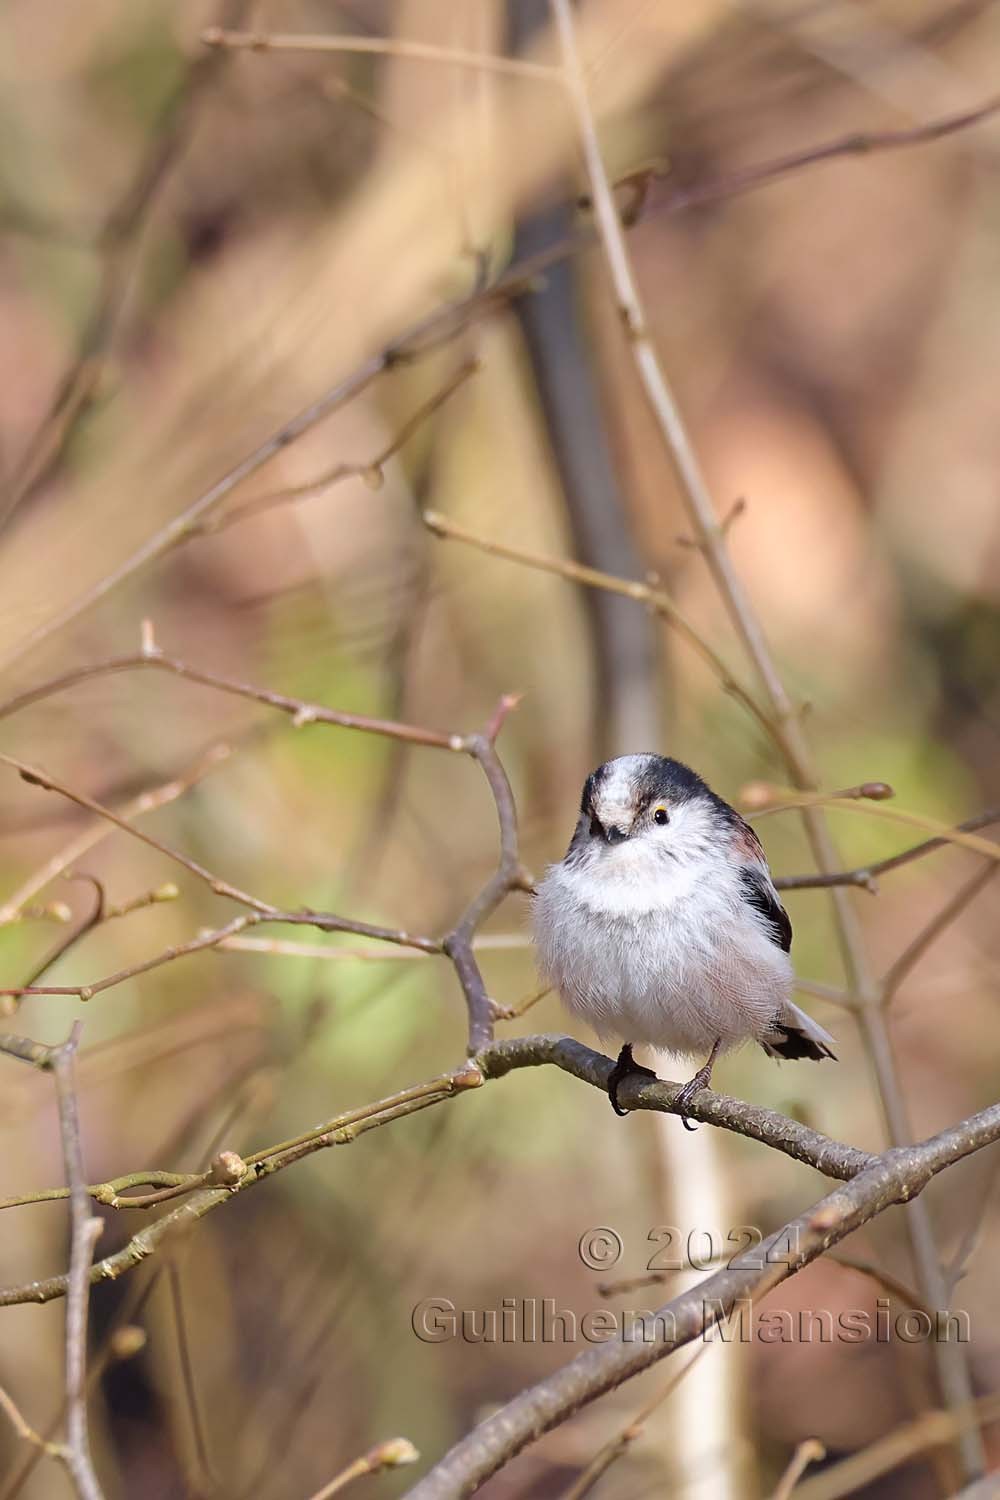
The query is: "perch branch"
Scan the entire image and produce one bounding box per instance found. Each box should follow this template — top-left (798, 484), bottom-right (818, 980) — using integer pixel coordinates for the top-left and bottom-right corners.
top-left (0, 1031), bottom-right (895, 1307)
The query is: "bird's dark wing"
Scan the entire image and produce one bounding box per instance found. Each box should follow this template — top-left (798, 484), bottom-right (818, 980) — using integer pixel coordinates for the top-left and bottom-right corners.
top-left (739, 867), bottom-right (792, 953)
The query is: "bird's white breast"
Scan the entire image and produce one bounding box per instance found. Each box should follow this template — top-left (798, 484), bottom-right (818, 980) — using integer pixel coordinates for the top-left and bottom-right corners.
top-left (533, 842), bottom-right (793, 1059)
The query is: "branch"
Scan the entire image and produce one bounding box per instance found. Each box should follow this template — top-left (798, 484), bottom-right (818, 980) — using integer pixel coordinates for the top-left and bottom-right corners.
top-left (0, 649), bottom-right (524, 1047)
top-left (478, 1036), bottom-right (875, 1179)
top-left (7, 71), bottom-right (999, 665)
top-left (442, 696), bottom-right (523, 1051)
top-left (3, 0), bottom-right (252, 518)
top-left (422, 511), bottom-right (777, 747)
top-left (882, 863), bottom-right (996, 998)
top-left (202, 27), bottom-right (560, 82)
top-left (0, 248), bottom-right (557, 671)
top-left (645, 94), bottom-right (1000, 219)
top-left (770, 1439), bottom-right (826, 1500)
top-left (0, 733), bottom-right (244, 925)
top-left (748, 788), bottom-right (1000, 865)
top-left (49, 1025), bottom-right (105, 1500)
top-left (305, 1438), bottom-right (419, 1500)
top-left (559, 1346), bottom-right (707, 1500)
top-left (180, 359), bottom-right (478, 541)
top-left (402, 1101), bottom-right (1000, 1500)
top-left (0, 1032), bottom-right (888, 1307)
top-left (774, 805), bottom-right (1000, 891)
top-left (791, 1392), bottom-right (1000, 1500)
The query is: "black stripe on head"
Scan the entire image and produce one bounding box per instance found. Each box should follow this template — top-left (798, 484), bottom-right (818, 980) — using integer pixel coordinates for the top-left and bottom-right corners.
top-left (631, 756), bottom-right (733, 819)
top-left (580, 769), bottom-right (600, 815)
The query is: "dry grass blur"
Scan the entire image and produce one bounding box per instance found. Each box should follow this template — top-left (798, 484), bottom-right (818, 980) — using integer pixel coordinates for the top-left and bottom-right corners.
top-left (1, 1), bottom-right (1000, 1497)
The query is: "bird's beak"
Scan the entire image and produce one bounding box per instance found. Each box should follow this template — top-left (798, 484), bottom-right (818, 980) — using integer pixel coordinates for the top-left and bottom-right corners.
top-left (590, 814), bottom-right (628, 844)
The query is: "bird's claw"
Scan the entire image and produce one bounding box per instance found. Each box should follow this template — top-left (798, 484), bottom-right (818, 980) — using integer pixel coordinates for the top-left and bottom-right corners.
top-left (673, 1066), bottom-right (714, 1130)
top-left (607, 1044), bottom-right (658, 1116)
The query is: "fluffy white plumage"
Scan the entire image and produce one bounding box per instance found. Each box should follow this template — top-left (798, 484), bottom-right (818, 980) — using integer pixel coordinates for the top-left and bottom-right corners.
top-left (533, 754), bottom-right (835, 1065)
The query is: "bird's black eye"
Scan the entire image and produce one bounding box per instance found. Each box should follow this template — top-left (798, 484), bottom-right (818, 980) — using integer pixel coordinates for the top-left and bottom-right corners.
top-left (653, 806), bottom-right (669, 826)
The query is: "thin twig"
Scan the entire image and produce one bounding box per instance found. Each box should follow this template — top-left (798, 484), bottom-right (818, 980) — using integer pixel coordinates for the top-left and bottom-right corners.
top-left (646, 94), bottom-right (1000, 220)
top-left (442, 695), bottom-right (523, 1051)
top-left (2, 875), bottom-right (105, 1013)
top-left (423, 510), bottom-right (777, 746)
top-left (3, 0), bottom-right (252, 517)
top-left (770, 1439), bottom-right (826, 1500)
top-left (0, 736), bottom-right (243, 925)
top-left (559, 1345), bottom-right (709, 1500)
top-left (304, 1439), bottom-right (419, 1500)
top-left (183, 360), bottom-right (478, 540)
top-left (202, 26), bottom-right (560, 82)
top-left (882, 863), bottom-right (996, 998)
top-left (790, 1393), bottom-right (1000, 1500)
top-left (0, 654), bottom-right (523, 1050)
top-left (0, 248), bottom-right (556, 671)
top-left (50, 1024), bottom-right (105, 1500)
top-left (165, 1261), bottom-right (218, 1494)
top-left (774, 806), bottom-right (1000, 891)
top-left (7, 76), bottom-right (1000, 667)
top-left (0, 1387), bottom-right (56, 1458)
top-left (749, 789), bottom-right (1000, 864)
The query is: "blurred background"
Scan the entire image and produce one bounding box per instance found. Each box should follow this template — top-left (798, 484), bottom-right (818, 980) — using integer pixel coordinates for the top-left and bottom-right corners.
top-left (1, 1), bottom-right (999, 1497)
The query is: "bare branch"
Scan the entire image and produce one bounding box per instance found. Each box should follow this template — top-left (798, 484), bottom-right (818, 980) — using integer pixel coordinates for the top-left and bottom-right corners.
top-left (183, 359), bottom-right (478, 541)
top-left (790, 1393), bottom-right (1000, 1500)
top-left (882, 863), bottom-right (996, 998)
top-left (202, 26), bottom-right (560, 82)
top-left (401, 1101), bottom-right (1000, 1500)
top-left (3, 0), bottom-right (252, 517)
top-left (775, 806), bottom-right (1000, 891)
top-left (50, 1025), bottom-right (105, 1500)
top-left (443, 698), bottom-right (524, 1051)
top-left (646, 94), bottom-right (1000, 220)
top-left (0, 1387), bottom-right (55, 1458)
top-left (748, 788), bottom-right (1000, 865)
top-left (0, 1030), bottom-right (885, 1311)
top-left (305, 1438), bottom-right (419, 1500)
top-left (423, 511), bottom-right (777, 746)
top-left (0, 255), bottom-right (551, 671)
top-left (770, 1439), bottom-right (826, 1500)
top-left (0, 735), bottom-right (244, 925)
top-left (559, 1346), bottom-right (708, 1500)
top-left (7, 72), bottom-right (999, 665)
top-left (0, 654), bottom-right (523, 1050)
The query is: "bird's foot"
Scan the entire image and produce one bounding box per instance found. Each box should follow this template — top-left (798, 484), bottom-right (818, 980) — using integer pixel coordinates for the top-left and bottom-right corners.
top-left (608, 1043), bottom-right (658, 1117)
top-left (673, 1038), bottom-right (722, 1130)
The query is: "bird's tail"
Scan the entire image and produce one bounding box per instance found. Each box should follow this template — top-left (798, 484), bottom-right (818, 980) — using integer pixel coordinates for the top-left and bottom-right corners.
top-left (761, 1002), bottom-right (837, 1062)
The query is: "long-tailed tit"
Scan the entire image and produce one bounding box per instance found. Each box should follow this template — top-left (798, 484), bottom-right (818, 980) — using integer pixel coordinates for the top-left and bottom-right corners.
top-left (533, 754), bottom-right (835, 1124)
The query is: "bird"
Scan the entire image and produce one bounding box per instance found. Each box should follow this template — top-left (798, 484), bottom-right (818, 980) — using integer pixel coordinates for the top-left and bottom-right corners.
top-left (532, 753), bottom-right (835, 1125)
